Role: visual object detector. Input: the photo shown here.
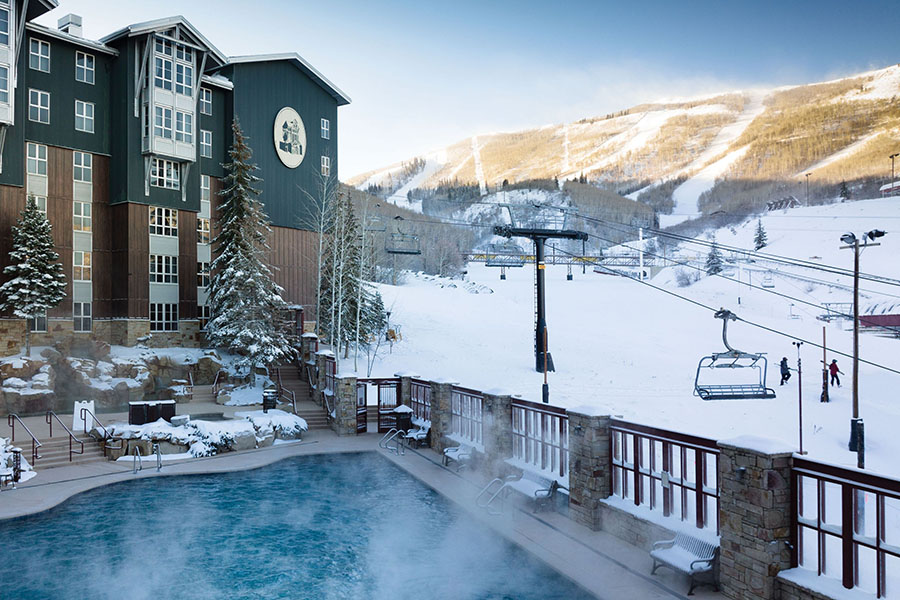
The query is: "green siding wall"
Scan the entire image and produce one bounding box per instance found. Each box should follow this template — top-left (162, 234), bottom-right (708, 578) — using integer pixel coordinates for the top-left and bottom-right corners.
top-left (199, 85), bottom-right (228, 179)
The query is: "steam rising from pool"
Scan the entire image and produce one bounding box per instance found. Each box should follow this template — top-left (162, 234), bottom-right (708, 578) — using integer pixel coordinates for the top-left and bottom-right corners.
top-left (1, 453), bottom-right (592, 599)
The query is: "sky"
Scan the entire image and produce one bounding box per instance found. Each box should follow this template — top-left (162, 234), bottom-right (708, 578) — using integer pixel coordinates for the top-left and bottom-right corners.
top-left (35, 0), bottom-right (900, 180)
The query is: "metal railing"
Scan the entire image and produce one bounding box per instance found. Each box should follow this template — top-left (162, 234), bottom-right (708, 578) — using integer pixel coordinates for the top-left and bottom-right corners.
top-left (212, 369), bottom-right (225, 397)
top-left (511, 398), bottom-right (568, 479)
top-left (46, 410), bottom-right (85, 462)
top-left (185, 371), bottom-right (194, 401)
top-left (610, 419), bottom-right (719, 533)
top-left (274, 366), bottom-right (296, 413)
top-left (132, 446), bottom-right (143, 474)
top-left (451, 386), bottom-right (483, 446)
top-left (7, 414), bottom-right (42, 464)
top-left (410, 379), bottom-right (431, 422)
top-left (793, 457), bottom-right (900, 597)
top-left (324, 356), bottom-right (336, 395)
top-left (80, 407), bottom-right (123, 456)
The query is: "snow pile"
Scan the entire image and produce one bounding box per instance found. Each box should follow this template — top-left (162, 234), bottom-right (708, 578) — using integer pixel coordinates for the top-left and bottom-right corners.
top-left (0, 436), bottom-right (36, 483)
top-left (224, 377), bottom-right (276, 406)
top-left (235, 409), bottom-right (308, 440)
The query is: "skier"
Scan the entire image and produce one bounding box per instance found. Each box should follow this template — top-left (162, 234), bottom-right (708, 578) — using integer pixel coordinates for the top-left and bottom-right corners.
top-left (829, 359), bottom-right (843, 387)
top-left (780, 357), bottom-right (791, 385)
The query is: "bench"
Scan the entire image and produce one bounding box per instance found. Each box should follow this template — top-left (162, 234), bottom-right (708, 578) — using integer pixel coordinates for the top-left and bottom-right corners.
top-left (504, 471), bottom-right (561, 513)
top-left (401, 423), bottom-right (430, 448)
top-left (650, 532), bottom-right (719, 595)
top-left (0, 467), bottom-right (13, 491)
top-left (442, 444), bottom-right (474, 471)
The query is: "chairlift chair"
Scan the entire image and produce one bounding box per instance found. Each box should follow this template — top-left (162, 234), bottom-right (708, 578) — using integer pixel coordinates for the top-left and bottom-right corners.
top-left (761, 273), bottom-right (775, 288)
top-left (384, 217), bottom-right (421, 255)
top-left (693, 309), bottom-right (776, 401)
top-left (366, 215), bottom-right (386, 232)
top-left (484, 241), bottom-right (526, 268)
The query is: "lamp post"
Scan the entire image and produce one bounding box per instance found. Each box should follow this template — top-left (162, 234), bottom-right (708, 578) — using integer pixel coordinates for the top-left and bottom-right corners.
top-left (839, 229), bottom-right (886, 466)
top-left (890, 153), bottom-right (899, 197)
top-left (792, 341), bottom-right (806, 455)
top-left (805, 173), bottom-right (811, 206)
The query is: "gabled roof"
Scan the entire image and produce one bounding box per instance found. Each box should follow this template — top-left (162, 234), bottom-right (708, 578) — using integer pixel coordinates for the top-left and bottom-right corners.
top-left (228, 53), bottom-right (351, 106)
top-left (100, 16), bottom-right (227, 68)
top-left (26, 22), bottom-right (118, 56)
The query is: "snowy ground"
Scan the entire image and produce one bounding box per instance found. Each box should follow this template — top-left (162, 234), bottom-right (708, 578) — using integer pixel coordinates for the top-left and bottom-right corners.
top-left (351, 198), bottom-right (900, 478)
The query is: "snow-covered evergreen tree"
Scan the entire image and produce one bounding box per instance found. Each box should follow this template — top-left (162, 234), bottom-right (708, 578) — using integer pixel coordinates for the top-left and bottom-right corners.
top-left (206, 120), bottom-right (291, 378)
top-left (0, 195), bottom-right (67, 356)
top-left (839, 180), bottom-right (851, 202)
top-left (705, 238), bottom-right (724, 275)
top-left (753, 219), bottom-right (768, 251)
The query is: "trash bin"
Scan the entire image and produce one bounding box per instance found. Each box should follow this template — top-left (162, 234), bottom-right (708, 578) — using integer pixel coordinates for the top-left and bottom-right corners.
top-left (129, 400), bottom-right (176, 425)
top-left (262, 388), bottom-right (278, 413)
top-left (395, 410), bottom-right (412, 433)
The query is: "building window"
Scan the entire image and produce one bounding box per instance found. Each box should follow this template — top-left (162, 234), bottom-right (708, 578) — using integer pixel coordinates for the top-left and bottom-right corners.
top-left (197, 217), bottom-right (210, 244)
top-left (154, 105), bottom-right (173, 138)
top-left (27, 311), bottom-right (47, 333)
top-left (197, 261), bottom-right (210, 287)
top-left (75, 100), bottom-right (94, 133)
top-left (28, 89), bottom-right (50, 123)
top-left (321, 118), bottom-right (330, 139)
top-left (0, 65), bottom-right (8, 103)
top-left (73, 152), bottom-right (92, 183)
top-left (201, 174), bottom-right (210, 202)
top-left (175, 43), bottom-right (192, 63)
top-left (73, 200), bottom-right (92, 232)
top-left (175, 111), bottom-right (193, 143)
top-left (29, 39), bottom-right (50, 72)
top-left (74, 250), bottom-right (92, 281)
top-left (321, 156), bottom-right (331, 177)
top-left (199, 88), bottom-right (212, 115)
top-left (75, 51), bottom-right (94, 84)
top-left (198, 304), bottom-right (210, 330)
top-left (155, 38), bottom-right (172, 56)
top-left (150, 254), bottom-right (178, 284)
top-left (74, 302), bottom-right (91, 332)
top-left (0, 6), bottom-right (8, 46)
top-left (27, 143), bottom-right (47, 175)
top-left (150, 303), bottom-right (178, 332)
top-left (150, 158), bottom-right (180, 190)
top-left (33, 196), bottom-right (47, 215)
top-left (154, 38), bottom-right (173, 90)
top-left (149, 206), bottom-right (178, 236)
top-left (200, 129), bottom-right (212, 158)
top-left (175, 63), bottom-right (193, 96)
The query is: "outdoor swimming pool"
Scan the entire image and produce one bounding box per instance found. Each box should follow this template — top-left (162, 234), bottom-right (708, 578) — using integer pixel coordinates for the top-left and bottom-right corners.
top-left (0, 452), bottom-right (594, 599)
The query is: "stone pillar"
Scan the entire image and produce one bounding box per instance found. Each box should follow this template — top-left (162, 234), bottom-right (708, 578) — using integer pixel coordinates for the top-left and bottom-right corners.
top-left (567, 411), bottom-right (611, 531)
top-left (314, 351), bottom-right (330, 407)
top-left (300, 333), bottom-right (318, 365)
top-left (394, 373), bottom-right (416, 409)
top-left (429, 380), bottom-right (455, 454)
top-left (718, 438), bottom-right (794, 600)
top-left (330, 374), bottom-right (358, 436)
top-left (482, 391), bottom-right (513, 476)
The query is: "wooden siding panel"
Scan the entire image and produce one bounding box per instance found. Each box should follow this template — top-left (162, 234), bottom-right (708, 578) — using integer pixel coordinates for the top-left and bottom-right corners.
top-left (268, 225), bottom-right (316, 312)
top-left (47, 147), bottom-right (73, 318)
top-left (0, 185), bottom-right (26, 318)
top-left (179, 210), bottom-right (198, 319)
top-left (92, 155), bottom-right (112, 318)
top-left (128, 204), bottom-right (150, 318)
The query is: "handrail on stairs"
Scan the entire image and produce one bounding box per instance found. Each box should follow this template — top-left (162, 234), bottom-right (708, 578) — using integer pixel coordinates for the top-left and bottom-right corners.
top-left (46, 410), bottom-right (85, 462)
top-left (6, 414), bottom-right (42, 464)
top-left (80, 407), bottom-right (123, 456)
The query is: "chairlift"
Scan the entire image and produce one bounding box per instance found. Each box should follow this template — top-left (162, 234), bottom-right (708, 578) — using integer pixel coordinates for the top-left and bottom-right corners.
top-left (485, 241), bottom-right (526, 268)
top-left (761, 273), bottom-right (775, 289)
top-left (366, 215), bottom-right (386, 232)
top-left (693, 309), bottom-right (776, 401)
top-left (385, 216), bottom-right (421, 255)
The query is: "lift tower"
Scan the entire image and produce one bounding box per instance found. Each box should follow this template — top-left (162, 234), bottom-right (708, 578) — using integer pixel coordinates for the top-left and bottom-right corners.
top-left (494, 225), bottom-right (588, 374)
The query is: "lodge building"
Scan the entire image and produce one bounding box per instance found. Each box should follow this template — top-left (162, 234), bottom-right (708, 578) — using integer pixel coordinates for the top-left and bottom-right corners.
top-left (0, 1), bottom-right (349, 355)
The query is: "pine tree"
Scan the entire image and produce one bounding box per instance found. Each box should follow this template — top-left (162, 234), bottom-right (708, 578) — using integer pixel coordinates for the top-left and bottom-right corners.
top-left (206, 120), bottom-right (291, 379)
top-left (705, 239), bottom-right (724, 275)
top-left (839, 181), bottom-right (851, 202)
top-left (0, 195), bottom-right (67, 356)
top-left (753, 219), bottom-right (768, 251)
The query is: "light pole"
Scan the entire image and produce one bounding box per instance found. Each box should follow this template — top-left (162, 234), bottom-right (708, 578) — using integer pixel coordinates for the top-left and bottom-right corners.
top-left (839, 229), bottom-right (886, 467)
top-left (805, 173), bottom-right (811, 206)
top-left (793, 341), bottom-right (805, 455)
top-left (890, 153), bottom-right (899, 197)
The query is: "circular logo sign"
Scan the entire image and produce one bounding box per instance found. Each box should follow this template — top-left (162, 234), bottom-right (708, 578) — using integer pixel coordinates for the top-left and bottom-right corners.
top-left (273, 107), bottom-right (306, 169)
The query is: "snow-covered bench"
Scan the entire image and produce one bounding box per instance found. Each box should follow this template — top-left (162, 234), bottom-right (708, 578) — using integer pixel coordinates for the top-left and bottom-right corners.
top-left (504, 471), bottom-right (560, 513)
top-left (0, 467), bottom-right (13, 490)
top-left (401, 422), bottom-right (430, 448)
top-left (442, 444), bottom-right (474, 471)
top-left (650, 532), bottom-right (719, 595)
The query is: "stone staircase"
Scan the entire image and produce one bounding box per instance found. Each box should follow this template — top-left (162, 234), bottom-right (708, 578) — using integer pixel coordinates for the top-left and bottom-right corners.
top-left (33, 436), bottom-right (108, 470)
top-left (275, 365), bottom-right (329, 431)
top-left (190, 384), bottom-right (215, 403)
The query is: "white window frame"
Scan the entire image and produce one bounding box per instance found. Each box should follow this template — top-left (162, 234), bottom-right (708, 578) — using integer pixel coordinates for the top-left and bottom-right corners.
top-left (74, 302), bottom-right (91, 332)
top-left (175, 62), bottom-right (193, 96)
top-left (321, 118), bottom-right (330, 139)
top-left (150, 303), bottom-right (178, 332)
top-left (150, 158), bottom-right (180, 190)
top-left (197, 217), bottom-right (210, 244)
top-left (73, 250), bottom-right (92, 281)
top-left (32, 195), bottom-right (47, 215)
top-left (75, 51), bottom-right (94, 84)
top-left (0, 65), bottom-right (8, 103)
top-left (27, 143), bottom-right (47, 175)
top-left (321, 155), bottom-right (331, 177)
top-left (0, 6), bottom-right (9, 47)
top-left (154, 38), bottom-right (173, 91)
top-left (200, 129), bottom-right (212, 158)
top-left (175, 111), bottom-right (193, 143)
top-left (197, 261), bottom-right (210, 287)
top-left (75, 100), bottom-right (94, 133)
top-left (28, 89), bottom-right (50, 124)
top-left (149, 206), bottom-right (178, 237)
top-left (201, 174), bottom-right (210, 202)
top-left (27, 310), bottom-right (47, 333)
top-left (154, 105), bottom-right (173, 139)
top-left (73, 200), bottom-right (92, 232)
top-left (73, 151), bottom-right (92, 183)
top-left (150, 254), bottom-right (178, 284)
top-left (29, 38), bottom-right (50, 72)
top-left (198, 304), bottom-right (210, 331)
top-left (199, 88), bottom-right (212, 115)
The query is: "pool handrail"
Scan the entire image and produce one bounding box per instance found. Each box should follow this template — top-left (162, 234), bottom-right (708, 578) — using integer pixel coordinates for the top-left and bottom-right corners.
top-left (6, 414), bottom-right (42, 464)
top-left (132, 446), bottom-right (143, 474)
top-left (80, 407), bottom-right (123, 456)
top-left (46, 410), bottom-right (85, 462)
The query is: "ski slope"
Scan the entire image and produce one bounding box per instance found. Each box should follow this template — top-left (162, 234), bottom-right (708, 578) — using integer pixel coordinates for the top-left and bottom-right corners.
top-left (356, 198), bottom-right (900, 478)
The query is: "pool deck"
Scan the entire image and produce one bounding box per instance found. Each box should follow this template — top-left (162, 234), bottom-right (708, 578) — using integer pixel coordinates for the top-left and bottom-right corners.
top-left (1, 416), bottom-right (724, 600)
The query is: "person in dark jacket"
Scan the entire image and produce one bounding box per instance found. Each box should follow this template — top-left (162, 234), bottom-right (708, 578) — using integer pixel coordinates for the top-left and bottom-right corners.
top-left (829, 359), bottom-right (843, 387)
top-left (780, 357), bottom-right (791, 385)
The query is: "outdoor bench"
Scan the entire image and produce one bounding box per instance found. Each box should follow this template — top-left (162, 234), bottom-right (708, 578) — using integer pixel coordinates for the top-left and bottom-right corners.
top-left (402, 422), bottom-right (430, 448)
top-left (650, 532), bottom-right (719, 595)
top-left (442, 444), bottom-right (474, 471)
top-left (504, 470), bottom-right (561, 513)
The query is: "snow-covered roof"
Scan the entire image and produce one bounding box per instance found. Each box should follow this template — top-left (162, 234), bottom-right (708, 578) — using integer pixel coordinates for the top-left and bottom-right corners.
top-left (100, 16), bottom-right (228, 68)
top-left (26, 22), bottom-right (118, 56)
top-left (201, 74), bottom-right (233, 91)
top-left (228, 53), bottom-right (351, 106)
top-left (878, 180), bottom-right (900, 192)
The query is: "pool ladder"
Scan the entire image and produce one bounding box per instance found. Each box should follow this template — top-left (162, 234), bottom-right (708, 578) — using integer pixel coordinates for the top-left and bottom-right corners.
top-left (132, 443), bottom-right (163, 474)
top-left (378, 428), bottom-right (405, 455)
top-left (475, 478), bottom-right (510, 515)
